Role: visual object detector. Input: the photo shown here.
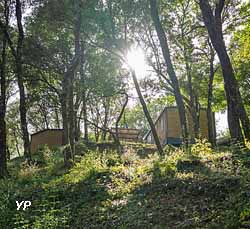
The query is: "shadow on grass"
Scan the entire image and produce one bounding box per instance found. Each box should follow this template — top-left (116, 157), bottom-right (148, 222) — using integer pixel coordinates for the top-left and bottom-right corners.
top-left (101, 158), bottom-right (241, 228)
top-left (2, 151), bottom-right (244, 228)
top-left (66, 154), bottom-right (241, 228)
top-left (3, 166), bottom-right (113, 228)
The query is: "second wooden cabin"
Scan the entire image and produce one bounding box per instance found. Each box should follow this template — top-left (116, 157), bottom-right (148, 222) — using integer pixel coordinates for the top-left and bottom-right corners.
top-left (30, 129), bottom-right (63, 153)
top-left (144, 106), bottom-right (215, 145)
top-left (110, 128), bottom-right (141, 142)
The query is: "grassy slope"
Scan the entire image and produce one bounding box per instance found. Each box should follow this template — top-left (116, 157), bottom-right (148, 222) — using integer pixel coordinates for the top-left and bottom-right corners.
top-left (1, 143), bottom-right (250, 228)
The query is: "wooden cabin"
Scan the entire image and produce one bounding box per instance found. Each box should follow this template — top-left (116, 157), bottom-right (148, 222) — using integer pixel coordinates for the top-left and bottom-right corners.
top-left (144, 107), bottom-right (215, 146)
top-left (30, 129), bottom-right (63, 153)
top-left (110, 128), bottom-right (141, 142)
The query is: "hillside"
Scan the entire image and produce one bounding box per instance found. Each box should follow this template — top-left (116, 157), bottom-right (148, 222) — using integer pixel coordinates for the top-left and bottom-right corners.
top-left (1, 142), bottom-right (250, 228)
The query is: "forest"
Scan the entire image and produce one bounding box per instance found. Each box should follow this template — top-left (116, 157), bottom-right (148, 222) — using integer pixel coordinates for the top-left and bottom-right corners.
top-left (0, 0), bottom-right (250, 228)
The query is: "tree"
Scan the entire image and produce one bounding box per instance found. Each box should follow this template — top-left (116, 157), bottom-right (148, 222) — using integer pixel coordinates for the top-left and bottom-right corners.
top-left (0, 0), bottom-right (31, 161)
top-left (199, 0), bottom-right (250, 143)
top-left (61, 0), bottom-right (82, 167)
top-left (0, 0), bottom-right (9, 178)
top-left (15, 0), bottom-right (31, 160)
top-left (206, 40), bottom-right (217, 147)
top-left (231, 19), bottom-right (250, 113)
top-left (92, 0), bottom-right (164, 154)
top-left (130, 68), bottom-right (164, 155)
top-left (24, 0), bottom-right (87, 167)
top-left (149, 0), bottom-right (188, 147)
top-left (79, 42), bottom-right (89, 141)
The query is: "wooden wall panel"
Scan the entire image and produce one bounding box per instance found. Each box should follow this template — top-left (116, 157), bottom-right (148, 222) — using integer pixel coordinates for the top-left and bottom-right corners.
top-left (199, 110), bottom-right (209, 139)
top-left (144, 107), bottom-right (213, 145)
top-left (166, 108), bottom-right (181, 138)
top-left (30, 130), bottom-right (63, 153)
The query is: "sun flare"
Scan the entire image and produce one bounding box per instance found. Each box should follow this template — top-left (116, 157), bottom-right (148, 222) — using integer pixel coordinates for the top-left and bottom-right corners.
top-left (126, 47), bottom-right (147, 78)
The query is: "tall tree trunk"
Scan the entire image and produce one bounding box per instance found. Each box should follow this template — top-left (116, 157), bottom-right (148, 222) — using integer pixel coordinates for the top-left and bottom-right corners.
top-left (184, 46), bottom-right (200, 138)
top-left (74, 103), bottom-right (80, 142)
top-left (207, 47), bottom-right (216, 147)
top-left (193, 95), bottom-right (200, 138)
top-left (131, 69), bottom-right (163, 155)
top-left (68, 2), bottom-right (82, 158)
top-left (0, 23), bottom-right (8, 178)
top-left (68, 76), bottom-right (75, 159)
top-left (61, 82), bottom-right (69, 147)
top-left (61, 1), bottom-right (81, 167)
top-left (16, 0), bottom-right (31, 160)
top-left (83, 91), bottom-right (88, 141)
top-left (80, 42), bottom-right (88, 142)
top-left (6, 146), bottom-right (10, 161)
top-left (182, 37), bottom-right (200, 139)
top-left (75, 107), bottom-right (82, 142)
top-left (199, 0), bottom-right (250, 142)
top-left (61, 77), bottom-right (73, 167)
top-left (115, 93), bottom-right (129, 145)
top-left (55, 107), bottom-right (60, 129)
top-left (0, 2), bottom-right (32, 160)
top-left (150, 0), bottom-right (188, 148)
top-left (13, 129), bottom-right (21, 157)
top-left (102, 99), bottom-right (109, 141)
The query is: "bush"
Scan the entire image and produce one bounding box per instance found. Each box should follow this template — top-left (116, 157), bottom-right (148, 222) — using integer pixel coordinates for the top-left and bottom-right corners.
top-left (153, 158), bottom-right (176, 178)
top-left (33, 145), bottom-right (53, 165)
top-left (240, 206), bottom-right (250, 227)
top-left (191, 138), bottom-right (212, 156)
top-left (75, 142), bottom-right (88, 156)
top-left (163, 145), bottom-right (177, 155)
top-left (18, 160), bottom-right (43, 185)
top-left (245, 141), bottom-right (250, 150)
top-left (121, 147), bottom-right (139, 165)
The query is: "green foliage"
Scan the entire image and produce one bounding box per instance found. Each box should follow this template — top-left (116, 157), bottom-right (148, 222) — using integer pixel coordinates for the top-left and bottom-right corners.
top-left (2, 142), bottom-right (250, 228)
top-left (231, 22), bottom-right (250, 112)
top-left (74, 141), bottom-right (88, 156)
top-left (246, 141), bottom-right (250, 150)
top-left (240, 206), bottom-right (250, 228)
top-left (191, 138), bottom-right (212, 156)
top-left (2, 0), bottom-right (250, 226)
top-left (120, 147), bottom-right (140, 165)
top-left (33, 145), bottom-right (53, 165)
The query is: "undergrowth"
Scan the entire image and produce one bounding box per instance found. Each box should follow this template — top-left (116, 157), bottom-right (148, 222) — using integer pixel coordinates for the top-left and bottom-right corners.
top-left (1, 141), bottom-right (250, 228)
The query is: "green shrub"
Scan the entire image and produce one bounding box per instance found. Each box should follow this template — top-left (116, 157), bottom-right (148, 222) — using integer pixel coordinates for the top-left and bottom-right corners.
top-left (240, 207), bottom-right (250, 227)
top-left (245, 140), bottom-right (250, 150)
top-left (0, 179), bottom-right (17, 227)
top-left (163, 145), bottom-right (177, 154)
top-left (191, 138), bottom-right (212, 156)
top-left (75, 141), bottom-right (88, 155)
top-left (121, 147), bottom-right (140, 165)
top-left (33, 145), bottom-right (53, 165)
top-left (153, 158), bottom-right (176, 178)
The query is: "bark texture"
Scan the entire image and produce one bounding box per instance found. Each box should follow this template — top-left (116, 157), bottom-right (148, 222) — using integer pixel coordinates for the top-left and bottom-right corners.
top-left (131, 69), bottom-right (163, 155)
top-left (207, 46), bottom-right (216, 147)
top-left (61, 1), bottom-right (81, 167)
top-left (16, 0), bottom-right (31, 160)
top-left (115, 92), bottom-right (129, 145)
top-left (199, 0), bottom-right (250, 142)
top-left (80, 42), bottom-right (89, 142)
top-left (0, 21), bottom-right (8, 178)
top-left (150, 0), bottom-right (188, 147)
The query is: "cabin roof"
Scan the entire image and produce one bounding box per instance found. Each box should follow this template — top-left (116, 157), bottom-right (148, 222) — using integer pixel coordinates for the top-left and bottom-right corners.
top-left (31, 129), bottom-right (63, 137)
top-left (110, 127), bottom-right (141, 131)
